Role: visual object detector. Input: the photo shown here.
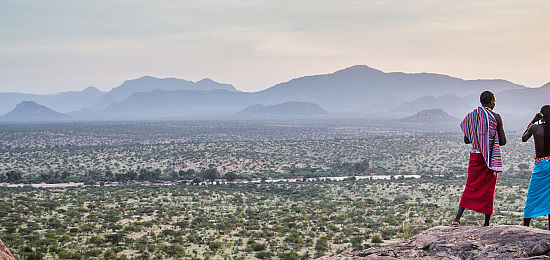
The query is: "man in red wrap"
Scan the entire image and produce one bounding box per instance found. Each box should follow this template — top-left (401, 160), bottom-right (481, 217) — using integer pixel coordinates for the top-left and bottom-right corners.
top-left (452, 91), bottom-right (507, 227)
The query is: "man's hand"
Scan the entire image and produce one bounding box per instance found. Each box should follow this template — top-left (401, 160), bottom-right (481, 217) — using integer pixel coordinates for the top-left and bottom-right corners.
top-left (533, 113), bottom-right (543, 123)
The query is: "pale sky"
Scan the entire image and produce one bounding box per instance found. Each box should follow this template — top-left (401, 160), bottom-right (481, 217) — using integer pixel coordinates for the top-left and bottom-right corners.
top-left (1, 0), bottom-right (549, 94)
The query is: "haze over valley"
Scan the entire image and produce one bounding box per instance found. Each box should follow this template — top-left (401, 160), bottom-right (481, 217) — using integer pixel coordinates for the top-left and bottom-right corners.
top-left (2, 1), bottom-right (549, 258)
top-left (0, 65), bottom-right (546, 130)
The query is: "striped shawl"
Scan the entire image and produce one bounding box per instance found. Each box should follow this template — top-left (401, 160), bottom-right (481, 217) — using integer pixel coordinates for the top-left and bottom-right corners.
top-left (460, 106), bottom-right (503, 172)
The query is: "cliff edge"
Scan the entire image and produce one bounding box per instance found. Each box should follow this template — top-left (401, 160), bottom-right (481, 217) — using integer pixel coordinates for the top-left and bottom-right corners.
top-left (0, 238), bottom-right (14, 260)
top-left (319, 225), bottom-right (550, 259)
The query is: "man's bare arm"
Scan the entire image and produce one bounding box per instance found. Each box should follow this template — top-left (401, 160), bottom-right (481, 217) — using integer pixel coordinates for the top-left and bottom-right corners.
top-left (522, 126), bottom-right (533, 142)
top-left (522, 113), bottom-right (541, 142)
top-left (494, 113), bottom-right (506, 145)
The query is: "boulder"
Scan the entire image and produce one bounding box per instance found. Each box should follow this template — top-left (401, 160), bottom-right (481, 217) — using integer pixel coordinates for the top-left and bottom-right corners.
top-left (0, 238), bottom-right (14, 260)
top-left (319, 225), bottom-right (550, 259)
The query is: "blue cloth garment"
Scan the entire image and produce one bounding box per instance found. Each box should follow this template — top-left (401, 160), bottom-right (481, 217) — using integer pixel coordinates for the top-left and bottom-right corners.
top-left (524, 159), bottom-right (550, 218)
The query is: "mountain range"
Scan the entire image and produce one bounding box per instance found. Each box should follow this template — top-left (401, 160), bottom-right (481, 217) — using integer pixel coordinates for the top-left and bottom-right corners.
top-left (0, 65), bottom-right (547, 126)
top-left (0, 77), bottom-right (239, 115)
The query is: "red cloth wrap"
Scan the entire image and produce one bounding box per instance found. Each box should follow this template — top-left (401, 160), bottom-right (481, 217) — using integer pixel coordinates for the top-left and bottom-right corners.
top-left (459, 153), bottom-right (498, 215)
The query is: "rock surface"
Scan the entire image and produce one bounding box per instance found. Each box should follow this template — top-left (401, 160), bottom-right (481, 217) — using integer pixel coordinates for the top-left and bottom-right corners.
top-left (0, 238), bottom-right (15, 260)
top-left (319, 225), bottom-right (550, 259)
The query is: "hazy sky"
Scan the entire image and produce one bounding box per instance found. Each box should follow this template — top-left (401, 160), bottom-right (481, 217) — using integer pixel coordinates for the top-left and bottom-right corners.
top-left (1, 0), bottom-right (549, 94)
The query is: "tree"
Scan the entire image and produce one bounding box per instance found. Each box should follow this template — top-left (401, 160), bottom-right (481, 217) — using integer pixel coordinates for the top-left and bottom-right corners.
top-left (164, 243), bottom-right (185, 256)
top-left (41, 170), bottom-right (58, 183)
top-left (278, 251), bottom-right (300, 260)
top-left (350, 236), bottom-right (363, 251)
top-left (88, 236), bottom-right (104, 246)
top-left (192, 177), bottom-right (202, 185)
top-left (152, 168), bottom-right (161, 182)
top-left (353, 159), bottom-right (369, 174)
top-left (202, 168), bottom-right (219, 183)
top-left (115, 173), bottom-right (126, 183)
top-left (6, 170), bottom-right (22, 183)
top-left (126, 170), bottom-right (137, 180)
top-left (371, 234), bottom-right (383, 243)
top-left (170, 170), bottom-right (179, 181)
top-left (105, 233), bottom-right (125, 245)
top-left (314, 237), bottom-right (329, 254)
top-left (256, 251), bottom-right (275, 259)
top-left (61, 171), bottom-right (71, 182)
top-left (138, 168), bottom-right (149, 181)
top-left (104, 170), bottom-right (114, 181)
top-left (182, 169), bottom-right (196, 180)
top-left (88, 170), bottom-right (100, 181)
top-left (224, 172), bottom-right (238, 182)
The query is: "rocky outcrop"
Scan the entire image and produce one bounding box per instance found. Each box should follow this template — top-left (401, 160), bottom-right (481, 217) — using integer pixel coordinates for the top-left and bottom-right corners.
top-left (0, 238), bottom-right (15, 260)
top-left (319, 225), bottom-right (550, 259)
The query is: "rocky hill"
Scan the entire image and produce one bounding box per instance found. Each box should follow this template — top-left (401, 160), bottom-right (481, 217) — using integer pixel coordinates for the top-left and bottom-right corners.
top-left (0, 101), bottom-right (67, 122)
top-left (236, 101), bottom-right (329, 117)
top-left (319, 225), bottom-right (550, 259)
top-left (0, 238), bottom-right (15, 260)
top-left (401, 108), bottom-right (458, 123)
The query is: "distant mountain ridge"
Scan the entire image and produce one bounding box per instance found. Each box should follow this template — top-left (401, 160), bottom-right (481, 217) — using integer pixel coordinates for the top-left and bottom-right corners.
top-left (0, 65), bottom-right (547, 123)
top-left (105, 76), bottom-right (238, 103)
top-left (0, 87), bottom-right (103, 115)
top-left (254, 65), bottom-right (525, 112)
top-left (94, 65), bottom-right (529, 119)
top-left (0, 101), bottom-right (67, 122)
top-left (0, 77), bottom-right (237, 114)
top-left (495, 85), bottom-right (550, 112)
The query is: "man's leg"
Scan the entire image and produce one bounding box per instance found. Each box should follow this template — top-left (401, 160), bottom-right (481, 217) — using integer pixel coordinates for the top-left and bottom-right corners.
top-left (453, 206), bottom-right (465, 226)
top-left (483, 214), bottom-right (491, 226)
top-left (524, 218), bottom-right (531, 227)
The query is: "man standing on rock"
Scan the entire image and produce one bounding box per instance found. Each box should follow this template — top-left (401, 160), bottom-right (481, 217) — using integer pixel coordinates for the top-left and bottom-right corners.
top-left (453, 91), bottom-right (506, 227)
top-left (522, 105), bottom-right (550, 229)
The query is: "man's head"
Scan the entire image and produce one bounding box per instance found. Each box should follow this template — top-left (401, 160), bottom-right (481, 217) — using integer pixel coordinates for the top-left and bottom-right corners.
top-left (541, 105), bottom-right (550, 122)
top-left (480, 91), bottom-right (495, 109)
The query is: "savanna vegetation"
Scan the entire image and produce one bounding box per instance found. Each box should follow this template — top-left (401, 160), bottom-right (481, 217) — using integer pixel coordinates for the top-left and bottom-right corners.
top-left (0, 176), bottom-right (534, 259)
top-left (0, 120), bottom-right (539, 259)
top-left (0, 121), bottom-right (535, 185)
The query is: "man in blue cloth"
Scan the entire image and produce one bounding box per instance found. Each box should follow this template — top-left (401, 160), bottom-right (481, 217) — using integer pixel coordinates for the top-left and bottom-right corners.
top-left (523, 105), bottom-right (550, 229)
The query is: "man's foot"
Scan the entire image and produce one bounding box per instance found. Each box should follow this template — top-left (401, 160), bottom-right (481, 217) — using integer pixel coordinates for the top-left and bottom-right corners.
top-left (451, 220), bottom-right (460, 227)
